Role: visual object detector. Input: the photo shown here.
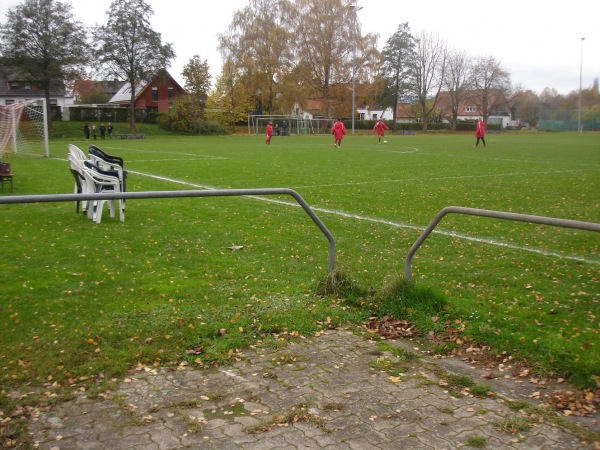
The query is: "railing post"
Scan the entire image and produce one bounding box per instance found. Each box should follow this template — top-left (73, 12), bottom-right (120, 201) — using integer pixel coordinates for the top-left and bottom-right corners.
top-left (405, 206), bottom-right (600, 282)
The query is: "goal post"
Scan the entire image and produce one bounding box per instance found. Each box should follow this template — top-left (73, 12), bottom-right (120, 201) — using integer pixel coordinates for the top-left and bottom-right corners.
top-left (247, 115), bottom-right (333, 136)
top-left (0, 98), bottom-right (50, 159)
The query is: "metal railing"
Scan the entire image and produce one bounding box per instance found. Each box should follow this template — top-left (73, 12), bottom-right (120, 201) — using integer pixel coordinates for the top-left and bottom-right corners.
top-left (405, 206), bottom-right (600, 282)
top-left (0, 188), bottom-right (336, 273)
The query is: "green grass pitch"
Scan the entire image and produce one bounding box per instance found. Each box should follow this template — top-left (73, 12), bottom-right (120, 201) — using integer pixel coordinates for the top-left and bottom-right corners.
top-left (0, 130), bottom-right (598, 389)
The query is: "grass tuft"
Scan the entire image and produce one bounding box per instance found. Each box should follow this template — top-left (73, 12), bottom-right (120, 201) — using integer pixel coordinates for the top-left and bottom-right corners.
top-left (375, 277), bottom-right (451, 331)
top-left (315, 266), bottom-right (366, 299)
top-left (466, 435), bottom-right (488, 447)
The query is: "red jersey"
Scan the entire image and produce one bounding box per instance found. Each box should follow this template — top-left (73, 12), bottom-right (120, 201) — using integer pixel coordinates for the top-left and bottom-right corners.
top-left (332, 121), bottom-right (346, 139)
top-left (372, 121), bottom-right (389, 135)
top-left (475, 120), bottom-right (486, 138)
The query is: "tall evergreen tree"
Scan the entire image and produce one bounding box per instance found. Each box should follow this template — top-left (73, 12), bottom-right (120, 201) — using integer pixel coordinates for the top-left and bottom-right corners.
top-left (380, 22), bottom-right (416, 130)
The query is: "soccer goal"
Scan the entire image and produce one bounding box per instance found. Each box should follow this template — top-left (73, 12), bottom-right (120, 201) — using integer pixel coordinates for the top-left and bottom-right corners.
top-left (248, 115), bottom-right (333, 136)
top-left (0, 99), bottom-right (50, 159)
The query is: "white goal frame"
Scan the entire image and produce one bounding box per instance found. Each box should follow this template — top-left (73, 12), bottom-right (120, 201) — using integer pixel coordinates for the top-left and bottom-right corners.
top-left (247, 115), bottom-right (334, 136)
top-left (0, 98), bottom-right (50, 159)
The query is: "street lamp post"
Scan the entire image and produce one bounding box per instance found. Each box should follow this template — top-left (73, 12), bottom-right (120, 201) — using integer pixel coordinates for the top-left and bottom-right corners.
top-left (349, 4), bottom-right (362, 136)
top-left (578, 37), bottom-right (585, 134)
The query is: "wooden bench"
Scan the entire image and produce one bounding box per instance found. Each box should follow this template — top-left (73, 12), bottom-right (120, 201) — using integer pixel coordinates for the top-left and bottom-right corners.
top-left (116, 134), bottom-right (145, 139)
top-left (0, 162), bottom-right (14, 193)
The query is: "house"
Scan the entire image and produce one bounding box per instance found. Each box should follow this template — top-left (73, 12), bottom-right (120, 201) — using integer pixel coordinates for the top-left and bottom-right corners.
top-left (108, 68), bottom-right (186, 113)
top-left (357, 104), bottom-right (394, 121)
top-left (73, 79), bottom-right (123, 104)
top-left (0, 68), bottom-right (68, 108)
top-left (289, 99), bottom-right (324, 119)
top-left (289, 99), bottom-right (395, 122)
top-left (394, 103), bottom-right (419, 123)
top-left (435, 90), bottom-right (512, 127)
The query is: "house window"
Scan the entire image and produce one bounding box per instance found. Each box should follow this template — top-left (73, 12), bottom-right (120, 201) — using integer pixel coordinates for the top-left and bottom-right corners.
top-left (24, 83), bottom-right (31, 90)
top-left (359, 113), bottom-right (365, 120)
top-left (167, 87), bottom-right (174, 100)
top-left (5, 100), bottom-right (15, 105)
top-left (10, 81), bottom-right (19, 90)
top-left (373, 114), bottom-right (378, 120)
top-left (151, 87), bottom-right (158, 102)
top-left (50, 99), bottom-right (58, 106)
top-left (466, 106), bottom-right (477, 113)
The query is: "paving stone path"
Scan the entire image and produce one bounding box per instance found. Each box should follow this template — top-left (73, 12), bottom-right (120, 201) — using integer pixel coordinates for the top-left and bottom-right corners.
top-left (28, 329), bottom-right (597, 449)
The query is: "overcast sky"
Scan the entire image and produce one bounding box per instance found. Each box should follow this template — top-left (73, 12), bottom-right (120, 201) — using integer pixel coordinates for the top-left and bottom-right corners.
top-left (1, 0), bottom-right (598, 96)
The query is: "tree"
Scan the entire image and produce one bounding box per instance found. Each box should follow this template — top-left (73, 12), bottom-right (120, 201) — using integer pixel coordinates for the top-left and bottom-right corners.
top-left (93, 0), bottom-right (175, 131)
top-left (380, 22), bottom-right (416, 131)
top-left (0, 0), bottom-right (89, 129)
top-left (288, 0), bottom-right (378, 118)
top-left (205, 61), bottom-right (254, 131)
top-left (218, 0), bottom-right (294, 116)
top-left (471, 55), bottom-right (510, 120)
top-left (74, 80), bottom-right (112, 104)
top-left (444, 50), bottom-right (474, 130)
top-left (157, 94), bottom-right (204, 134)
top-left (514, 90), bottom-right (540, 128)
top-left (539, 87), bottom-right (559, 104)
top-left (410, 31), bottom-right (447, 131)
top-left (181, 55), bottom-right (211, 113)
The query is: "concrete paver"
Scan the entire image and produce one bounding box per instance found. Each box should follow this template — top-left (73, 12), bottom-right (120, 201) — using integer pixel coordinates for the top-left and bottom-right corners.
top-left (27, 329), bottom-right (598, 449)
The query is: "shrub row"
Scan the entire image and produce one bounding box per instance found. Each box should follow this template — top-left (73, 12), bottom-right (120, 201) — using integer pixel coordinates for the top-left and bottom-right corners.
top-left (351, 120), bottom-right (501, 132)
top-left (67, 106), bottom-right (159, 124)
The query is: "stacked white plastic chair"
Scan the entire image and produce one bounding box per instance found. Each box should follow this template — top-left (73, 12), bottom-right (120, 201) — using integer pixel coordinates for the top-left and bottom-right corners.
top-left (67, 144), bottom-right (125, 223)
top-left (81, 164), bottom-right (124, 223)
top-left (88, 145), bottom-right (127, 195)
top-left (67, 144), bottom-right (92, 214)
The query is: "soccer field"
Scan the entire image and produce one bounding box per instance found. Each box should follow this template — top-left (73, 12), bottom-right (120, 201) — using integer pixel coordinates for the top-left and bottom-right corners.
top-left (1, 131), bottom-right (599, 388)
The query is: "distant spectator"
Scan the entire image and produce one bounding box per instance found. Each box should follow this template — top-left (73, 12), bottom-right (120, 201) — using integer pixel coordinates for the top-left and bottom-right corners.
top-left (282, 120), bottom-right (287, 136)
top-left (92, 124), bottom-right (97, 140)
top-left (107, 123), bottom-right (113, 140)
top-left (99, 124), bottom-right (106, 140)
top-left (83, 123), bottom-right (90, 140)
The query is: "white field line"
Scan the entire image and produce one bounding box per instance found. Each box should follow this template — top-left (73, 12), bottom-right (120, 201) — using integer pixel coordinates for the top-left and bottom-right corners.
top-left (128, 169), bottom-right (600, 265)
top-left (292, 168), bottom-right (600, 189)
top-left (492, 158), bottom-right (600, 167)
top-left (84, 146), bottom-right (227, 160)
top-left (132, 158), bottom-right (226, 162)
top-left (367, 146), bottom-right (420, 155)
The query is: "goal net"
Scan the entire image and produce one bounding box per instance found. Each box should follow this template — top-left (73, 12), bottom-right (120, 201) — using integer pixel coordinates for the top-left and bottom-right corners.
top-left (0, 99), bottom-right (50, 159)
top-left (248, 115), bottom-right (333, 136)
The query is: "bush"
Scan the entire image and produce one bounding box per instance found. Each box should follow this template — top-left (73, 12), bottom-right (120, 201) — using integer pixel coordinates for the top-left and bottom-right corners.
top-left (157, 114), bottom-right (228, 135)
top-left (156, 94), bottom-right (229, 135)
top-left (195, 119), bottom-right (228, 135)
